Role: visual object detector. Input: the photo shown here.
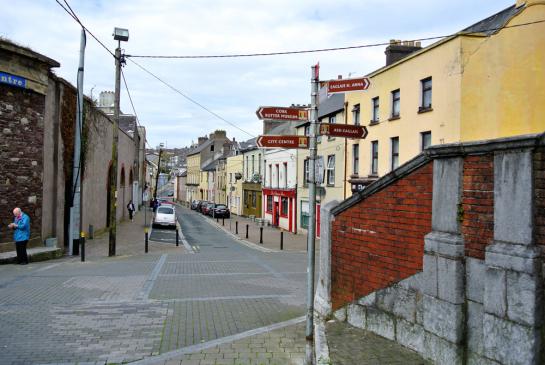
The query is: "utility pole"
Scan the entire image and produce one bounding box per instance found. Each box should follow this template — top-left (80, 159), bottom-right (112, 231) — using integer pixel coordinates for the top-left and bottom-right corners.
top-left (69, 29), bottom-right (86, 256)
top-left (154, 148), bottom-right (163, 200)
top-left (109, 28), bottom-right (128, 257)
top-left (305, 64), bottom-right (319, 365)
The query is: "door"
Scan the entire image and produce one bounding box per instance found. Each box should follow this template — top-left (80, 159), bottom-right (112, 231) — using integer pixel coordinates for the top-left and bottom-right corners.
top-left (274, 202), bottom-right (280, 226)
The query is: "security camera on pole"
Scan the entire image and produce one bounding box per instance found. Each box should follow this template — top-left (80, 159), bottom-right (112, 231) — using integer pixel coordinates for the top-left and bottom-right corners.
top-left (109, 27), bottom-right (129, 257)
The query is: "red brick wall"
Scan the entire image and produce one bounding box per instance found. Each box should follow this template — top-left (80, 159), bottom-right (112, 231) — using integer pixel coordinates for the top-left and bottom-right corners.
top-left (461, 155), bottom-right (494, 259)
top-left (331, 162), bottom-right (433, 310)
top-left (534, 147), bottom-right (545, 246)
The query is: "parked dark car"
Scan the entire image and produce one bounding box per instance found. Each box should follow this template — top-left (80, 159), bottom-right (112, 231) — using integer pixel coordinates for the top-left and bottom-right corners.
top-left (211, 204), bottom-right (230, 218)
top-left (191, 200), bottom-right (201, 210)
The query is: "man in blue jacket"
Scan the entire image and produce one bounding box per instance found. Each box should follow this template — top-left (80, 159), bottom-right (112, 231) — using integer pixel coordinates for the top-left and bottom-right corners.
top-left (8, 207), bottom-right (30, 265)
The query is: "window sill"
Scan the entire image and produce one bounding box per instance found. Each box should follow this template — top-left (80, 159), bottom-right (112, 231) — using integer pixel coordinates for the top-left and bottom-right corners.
top-left (326, 184), bottom-right (335, 187)
top-left (369, 120), bottom-right (380, 126)
top-left (418, 106), bottom-right (433, 114)
top-left (368, 174), bottom-right (379, 178)
top-left (388, 116), bottom-right (400, 121)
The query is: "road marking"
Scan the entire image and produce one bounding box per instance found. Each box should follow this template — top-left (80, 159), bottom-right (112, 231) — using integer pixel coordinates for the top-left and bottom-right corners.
top-left (135, 254), bottom-right (167, 301)
top-left (129, 315), bottom-right (306, 365)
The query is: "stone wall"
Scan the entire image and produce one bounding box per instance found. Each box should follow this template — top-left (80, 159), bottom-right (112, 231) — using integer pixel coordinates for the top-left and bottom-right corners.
top-left (45, 77), bottom-right (139, 243)
top-left (1, 38), bottom-right (142, 254)
top-left (316, 134), bottom-right (545, 364)
top-left (0, 84), bottom-right (44, 249)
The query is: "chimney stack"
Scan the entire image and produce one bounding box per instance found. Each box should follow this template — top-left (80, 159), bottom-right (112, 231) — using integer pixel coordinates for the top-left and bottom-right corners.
top-left (385, 39), bottom-right (422, 66)
top-left (198, 136), bottom-right (208, 145)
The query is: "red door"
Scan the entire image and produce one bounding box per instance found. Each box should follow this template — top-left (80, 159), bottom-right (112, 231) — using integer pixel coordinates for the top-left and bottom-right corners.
top-left (274, 202), bottom-right (280, 226)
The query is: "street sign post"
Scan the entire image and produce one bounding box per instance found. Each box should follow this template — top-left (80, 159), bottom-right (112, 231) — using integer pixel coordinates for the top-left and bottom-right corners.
top-left (256, 106), bottom-right (309, 121)
top-left (327, 77), bottom-right (370, 93)
top-left (319, 123), bottom-right (368, 139)
top-left (256, 135), bottom-right (309, 149)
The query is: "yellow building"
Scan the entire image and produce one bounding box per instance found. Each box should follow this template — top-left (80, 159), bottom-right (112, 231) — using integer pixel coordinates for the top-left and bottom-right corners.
top-left (344, 0), bottom-right (545, 194)
top-left (226, 154), bottom-right (244, 215)
top-left (296, 92), bottom-right (346, 235)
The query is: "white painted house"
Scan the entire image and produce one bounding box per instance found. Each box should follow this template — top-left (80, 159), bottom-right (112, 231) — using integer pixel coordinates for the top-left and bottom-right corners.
top-left (263, 148), bottom-right (298, 233)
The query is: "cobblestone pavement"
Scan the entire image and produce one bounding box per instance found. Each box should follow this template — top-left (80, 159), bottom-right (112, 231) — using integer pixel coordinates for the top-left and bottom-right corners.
top-left (327, 320), bottom-right (430, 365)
top-left (0, 206), bottom-right (308, 364)
top-left (138, 321), bottom-right (306, 365)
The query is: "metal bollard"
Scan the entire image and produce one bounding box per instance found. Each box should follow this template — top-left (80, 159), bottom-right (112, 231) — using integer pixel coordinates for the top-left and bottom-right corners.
top-left (260, 227), bottom-right (263, 244)
top-left (236, 221), bottom-right (238, 234)
top-left (222, 218), bottom-right (225, 226)
top-left (246, 224), bottom-right (249, 239)
top-left (280, 231), bottom-right (284, 250)
top-left (176, 228), bottom-right (179, 247)
top-left (80, 232), bottom-right (86, 262)
top-left (145, 228), bottom-right (149, 253)
top-left (216, 217), bottom-right (219, 223)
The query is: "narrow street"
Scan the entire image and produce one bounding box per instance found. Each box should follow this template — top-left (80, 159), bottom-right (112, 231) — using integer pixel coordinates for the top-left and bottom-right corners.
top-left (0, 207), bottom-right (308, 364)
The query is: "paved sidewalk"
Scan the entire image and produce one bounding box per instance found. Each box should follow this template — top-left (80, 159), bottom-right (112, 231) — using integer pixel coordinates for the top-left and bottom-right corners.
top-left (194, 209), bottom-right (318, 253)
top-left (132, 320), bottom-right (306, 365)
top-left (326, 320), bottom-right (430, 365)
top-left (84, 207), bottom-right (186, 259)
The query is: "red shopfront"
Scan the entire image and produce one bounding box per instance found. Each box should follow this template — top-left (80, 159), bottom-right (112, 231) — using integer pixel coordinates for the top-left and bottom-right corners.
top-left (262, 188), bottom-right (297, 233)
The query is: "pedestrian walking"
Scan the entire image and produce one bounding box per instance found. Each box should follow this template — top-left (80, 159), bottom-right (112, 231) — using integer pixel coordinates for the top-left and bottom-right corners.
top-left (127, 200), bottom-right (135, 221)
top-left (152, 198), bottom-right (159, 213)
top-left (8, 207), bottom-right (30, 265)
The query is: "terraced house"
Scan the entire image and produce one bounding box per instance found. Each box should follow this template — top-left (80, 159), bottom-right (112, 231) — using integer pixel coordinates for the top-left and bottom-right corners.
top-left (344, 0), bottom-right (545, 193)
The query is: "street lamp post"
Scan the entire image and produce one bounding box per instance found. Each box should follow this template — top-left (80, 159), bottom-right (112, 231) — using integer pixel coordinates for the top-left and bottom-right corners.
top-left (108, 27), bottom-right (129, 257)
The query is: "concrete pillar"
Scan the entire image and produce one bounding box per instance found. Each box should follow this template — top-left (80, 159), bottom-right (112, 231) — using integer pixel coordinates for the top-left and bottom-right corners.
top-left (483, 150), bottom-right (542, 365)
top-left (422, 158), bottom-right (465, 364)
top-left (314, 200), bottom-right (339, 318)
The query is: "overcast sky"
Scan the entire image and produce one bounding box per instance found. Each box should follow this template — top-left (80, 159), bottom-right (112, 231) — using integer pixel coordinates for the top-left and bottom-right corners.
top-left (1, 0), bottom-right (514, 148)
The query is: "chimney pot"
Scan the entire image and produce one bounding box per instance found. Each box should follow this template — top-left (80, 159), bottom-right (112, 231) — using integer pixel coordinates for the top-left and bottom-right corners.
top-left (384, 39), bottom-right (423, 66)
top-left (338, 75), bottom-right (342, 79)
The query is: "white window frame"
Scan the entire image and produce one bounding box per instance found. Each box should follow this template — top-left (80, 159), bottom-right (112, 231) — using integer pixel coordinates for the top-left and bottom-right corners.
top-left (326, 155), bottom-right (335, 186)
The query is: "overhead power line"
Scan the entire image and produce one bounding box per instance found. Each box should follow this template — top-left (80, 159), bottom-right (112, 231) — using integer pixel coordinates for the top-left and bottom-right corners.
top-left (125, 19), bottom-right (545, 59)
top-left (127, 57), bottom-right (256, 138)
top-left (55, 0), bottom-right (257, 140)
top-left (55, 0), bottom-right (115, 57)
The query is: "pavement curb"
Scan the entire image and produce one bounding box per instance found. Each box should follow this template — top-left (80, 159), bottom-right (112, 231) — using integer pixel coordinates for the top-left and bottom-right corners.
top-left (129, 315), bottom-right (306, 365)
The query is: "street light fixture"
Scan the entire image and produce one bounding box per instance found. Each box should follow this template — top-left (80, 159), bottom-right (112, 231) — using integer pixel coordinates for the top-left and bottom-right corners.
top-left (113, 27), bottom-right (129, 42)
top-left (108, 26), bottom-right (129, 257)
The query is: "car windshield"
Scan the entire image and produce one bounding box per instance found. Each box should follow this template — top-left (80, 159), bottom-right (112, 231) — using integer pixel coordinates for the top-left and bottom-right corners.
top-left (158, 207), bottom-right (174, 214)
top-left (216, 205), bottom-right (227, 209)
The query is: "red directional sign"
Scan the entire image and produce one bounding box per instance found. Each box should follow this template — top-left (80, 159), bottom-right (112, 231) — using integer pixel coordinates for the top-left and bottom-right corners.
top-left (319, 123), bottom-right (368, 139)
top-left (256, 135), bottom-right (309, 149)
top-left (256, 107), bottom-right (309, 121)
top-left (327, 77), bottom-right (370, 93)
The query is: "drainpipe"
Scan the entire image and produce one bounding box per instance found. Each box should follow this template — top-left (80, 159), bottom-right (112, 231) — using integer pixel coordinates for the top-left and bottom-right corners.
top-left (343, 101), bottom-right (348, 200)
